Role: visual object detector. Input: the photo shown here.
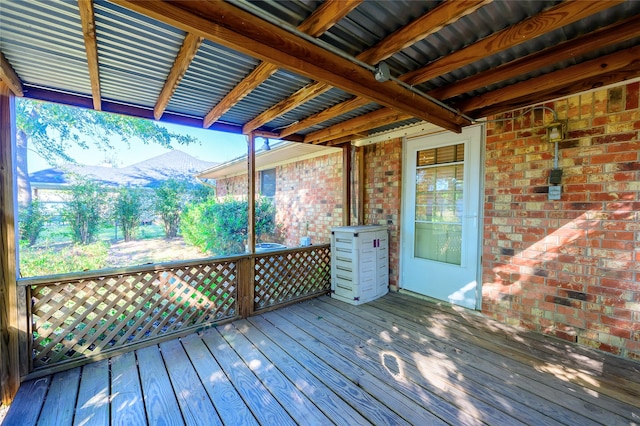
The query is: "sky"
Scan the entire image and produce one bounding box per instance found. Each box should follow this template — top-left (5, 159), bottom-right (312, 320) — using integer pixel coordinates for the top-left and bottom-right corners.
top-left (27, 121), bottom-right (253, 173)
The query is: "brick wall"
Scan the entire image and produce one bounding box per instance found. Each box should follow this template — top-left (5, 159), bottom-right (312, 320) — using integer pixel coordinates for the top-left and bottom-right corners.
top-left (482, 81), bottom-right (640, 361)
top-left (363, 139), bottom-right (402, 290)
top-left (216, 151), bottom-right (344, 247)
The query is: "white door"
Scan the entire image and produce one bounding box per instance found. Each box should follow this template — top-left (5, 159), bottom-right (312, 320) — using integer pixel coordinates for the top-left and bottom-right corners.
top-left (400, 125), bottom-right (483, 309)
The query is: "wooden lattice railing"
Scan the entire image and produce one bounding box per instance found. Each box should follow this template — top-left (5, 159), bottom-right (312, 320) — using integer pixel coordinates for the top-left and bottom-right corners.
top-left (21, 258), bottom-right (240, 370)
top-left (18, 245), bottom-right (331, 375)
top-left (254, 245), bottom-right (331, 312)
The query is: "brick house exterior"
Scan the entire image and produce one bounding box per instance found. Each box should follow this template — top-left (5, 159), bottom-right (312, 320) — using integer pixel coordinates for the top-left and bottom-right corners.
top-left (215, 82), bottom-right (639, 361)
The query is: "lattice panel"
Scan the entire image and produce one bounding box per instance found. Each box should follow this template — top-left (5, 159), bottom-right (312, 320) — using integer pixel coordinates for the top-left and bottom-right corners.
top-left (254, 245), bottom-right (331, 310)
top-left (31, 261), bottom-right (237, 367)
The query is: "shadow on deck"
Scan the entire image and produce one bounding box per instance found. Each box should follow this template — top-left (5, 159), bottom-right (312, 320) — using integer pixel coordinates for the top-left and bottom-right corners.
top-left (3, 292), bottom-right (639, 425)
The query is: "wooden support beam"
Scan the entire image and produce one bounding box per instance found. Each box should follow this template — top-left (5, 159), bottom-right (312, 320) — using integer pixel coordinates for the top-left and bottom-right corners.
top-left (242, 81), bottom-right (332, 134)
top-left (0, 51), bottom-right (23, 97)
top-left (305, 107), bottom-right (412, 144)
top-left (429, 14), bottom-right (640, 101)
top-left (204, 0), bottom-right (360, 130)
top-left (78, 0), bottom-right (102, 111)
top-left (356, 146), bottom-right (365, 225)
top-left (278, 1), bottom-right (489, 138)
top-left (113, 0), bottom-right (467, 133)
top-left (401, 0), bottom-right (624, 86)
top-left (203, 62), bottom-right (279, 128)
top-left (0, 81), bottom-right (19, 405)
top-left (247, 133), bottom-right (256, 255)
top-left (458, 45), bottom-right (640, 117)
top-left (297, 0), bottom-right (362, 37)
top-left (358, 0), bottom-right (490, 65)
top-left (342, 143), bottom-right (352, 226)
top-left (278, 97), bottom-right (370, 138)
top-left (154, 33), bottom-right (203, 120)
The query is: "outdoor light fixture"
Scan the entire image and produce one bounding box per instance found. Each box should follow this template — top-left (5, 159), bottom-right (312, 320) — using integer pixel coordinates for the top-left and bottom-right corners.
top-left (374, 61), bottom-right (391, 82)
top-left (261, 138), bottom-right (271, 151)
top-left (546, 120), bottom-right (566, 143)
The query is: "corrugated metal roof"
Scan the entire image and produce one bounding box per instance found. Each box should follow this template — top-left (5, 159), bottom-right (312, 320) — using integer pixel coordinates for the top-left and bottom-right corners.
top-left (1, 0), bottom-right (91, 94)
top-left (2, 0), bottom-right (639, 143)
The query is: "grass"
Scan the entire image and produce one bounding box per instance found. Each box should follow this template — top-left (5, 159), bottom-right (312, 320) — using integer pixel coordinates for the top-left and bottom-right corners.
top-left (20, 241), bottom-right (109, 277)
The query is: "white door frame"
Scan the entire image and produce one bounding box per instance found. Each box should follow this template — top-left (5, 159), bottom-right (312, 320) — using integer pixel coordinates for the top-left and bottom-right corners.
top-left (399, 124), bottom-right (485, 310)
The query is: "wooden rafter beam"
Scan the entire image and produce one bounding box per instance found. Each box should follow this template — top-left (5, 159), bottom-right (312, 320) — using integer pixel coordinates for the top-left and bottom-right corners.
top-left (429, 14), bottom-right (640, 101)
top-left (110, 0), bottom-right (468, 132)
top-left (0, 51), bottom-right (23, 97)
top-left (78, 0), bottom-right (102, 111)
top-left (242, 80), bottom-right (332, 134)
top-left (401, 0), bottom-right (625, 86)
top-left (358, 0), bottom-right (490, 65)
top-left (458, 45), bottom-right (640, 117)
top-left (204, 0), bottom-right (361, 130)
top-left (278, 0), bottom-right (490, 138)
top-left (154, 32), bottom-right (203, 120)
top-left (203, 62), bottom-right (278, 128)
top-left (305, 107), bottom-right (412, 144)
top-left (297, 0), bottom-right (363, 38)
top-left (279, 97), bottom-right (370, 138)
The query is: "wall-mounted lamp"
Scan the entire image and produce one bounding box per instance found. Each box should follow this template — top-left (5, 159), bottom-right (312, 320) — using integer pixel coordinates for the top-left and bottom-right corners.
top-left (546, 120), bottom-right (566, 143)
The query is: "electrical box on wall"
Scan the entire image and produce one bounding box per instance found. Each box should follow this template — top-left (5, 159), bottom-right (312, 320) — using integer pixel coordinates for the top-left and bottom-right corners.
top-left (549, 185), bottom-right (562, 200)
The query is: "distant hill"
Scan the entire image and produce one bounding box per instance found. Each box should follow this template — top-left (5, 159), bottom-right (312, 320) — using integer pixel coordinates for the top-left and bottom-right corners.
top-left (30, 150), bottom-right (219, 188)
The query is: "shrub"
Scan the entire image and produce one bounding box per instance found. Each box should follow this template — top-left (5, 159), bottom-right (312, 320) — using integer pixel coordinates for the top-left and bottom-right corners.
top-left (114, 187), bottom-right (143, 241)
top-left (154, 179), bottom-right (187, 238)
top-left (19, 199), bottom-right (47, 246)
top-left (61, 176), bottom-right (106, 244)
top-left (181, 196), bottom-right (279, 256)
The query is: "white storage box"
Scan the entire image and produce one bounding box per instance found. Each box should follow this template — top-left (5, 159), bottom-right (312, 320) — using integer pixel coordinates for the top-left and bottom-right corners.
top-left (331, 225), bottom-right (389, 305)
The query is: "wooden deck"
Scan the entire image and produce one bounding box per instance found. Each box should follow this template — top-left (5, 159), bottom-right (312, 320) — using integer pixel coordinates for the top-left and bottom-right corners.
top-left (3, 292), bottom-right (639, 425)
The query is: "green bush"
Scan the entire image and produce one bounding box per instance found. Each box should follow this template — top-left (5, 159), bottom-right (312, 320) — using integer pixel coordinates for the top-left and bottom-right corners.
top-left (20, 241), bottom-right (109, 277)
top-left (19, 199), bottom-right (47, 246)
top-left (154, 179), bottom-right (186, 238)
top-left (114, 187), bottom-right (143, 241)
top-left (181, 196), bottom-right (280, 256)
top-left (61, 176), bottom-right (106, 244)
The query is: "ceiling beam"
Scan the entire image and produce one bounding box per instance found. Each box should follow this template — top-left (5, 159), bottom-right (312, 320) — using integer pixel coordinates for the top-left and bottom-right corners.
top-left (112, 0), bottom-right (468, 132)
top-left (458, 45), bottom-right (640, 117)
top-left (400, 0), bottom-right (624, 86)
top-left (305, 107), bottom-right (412, 144)
top-left (358, 0), bottom-right (490, 65)
top-left (77, 0), bottom-right (102, 110)
top-left (428, 14), bottom-right (640, 101)
top-left (0, 51), bottom-right (23, 97)
top-left (296, 0), bottom-right (363, 37)
top-left (154, 33), bottom-right (203, 120)
top-left (242, 80), bottom-right (332, 134)
top-left (203, 62), bottom-right (278, 128)
top-left (277, 1), bottom-right (491, 137)
top-left (279, 97), bottom-right (370, 138)
top-left (203, 0), bottom-right (361, 130)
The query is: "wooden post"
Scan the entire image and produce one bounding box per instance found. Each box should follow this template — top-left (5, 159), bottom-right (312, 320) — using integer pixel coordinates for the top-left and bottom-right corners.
top-left (0, 81), bottom-right (20, 405)
top-left (239, 133), bottom-right (256, 318)
top-left (341, 143), bottom-right (352, 226)
top-left (356, 146), bottom-right (365, 225)
top-left (247, 133), bottom-right (255, 253)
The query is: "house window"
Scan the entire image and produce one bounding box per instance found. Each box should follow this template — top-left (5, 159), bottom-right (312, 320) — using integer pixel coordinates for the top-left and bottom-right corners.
top-left (260, 168), bottom-right (276, 197)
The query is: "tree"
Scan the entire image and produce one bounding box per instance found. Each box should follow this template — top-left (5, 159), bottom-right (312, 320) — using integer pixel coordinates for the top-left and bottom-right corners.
top-left (154, 179), bottom-right (187, 239)
top-left (18, 199), bottom-right (47, 246)
top-left (15, 98), bottom-right (199, 206)
top-left (114, 187), bottom-right (143, 242)
top-left (61, 176), bottom-right (106, 245)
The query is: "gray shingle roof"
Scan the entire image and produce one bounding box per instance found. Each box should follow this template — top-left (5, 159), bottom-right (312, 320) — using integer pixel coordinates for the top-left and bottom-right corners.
top-left (30, 150), bottom-right (218, 188)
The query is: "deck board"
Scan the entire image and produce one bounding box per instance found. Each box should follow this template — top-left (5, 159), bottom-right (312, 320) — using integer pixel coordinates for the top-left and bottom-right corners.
top-left (110, 351), bottom-right (146, 426)
top-left (3, 292), bottom-right (639, 426)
